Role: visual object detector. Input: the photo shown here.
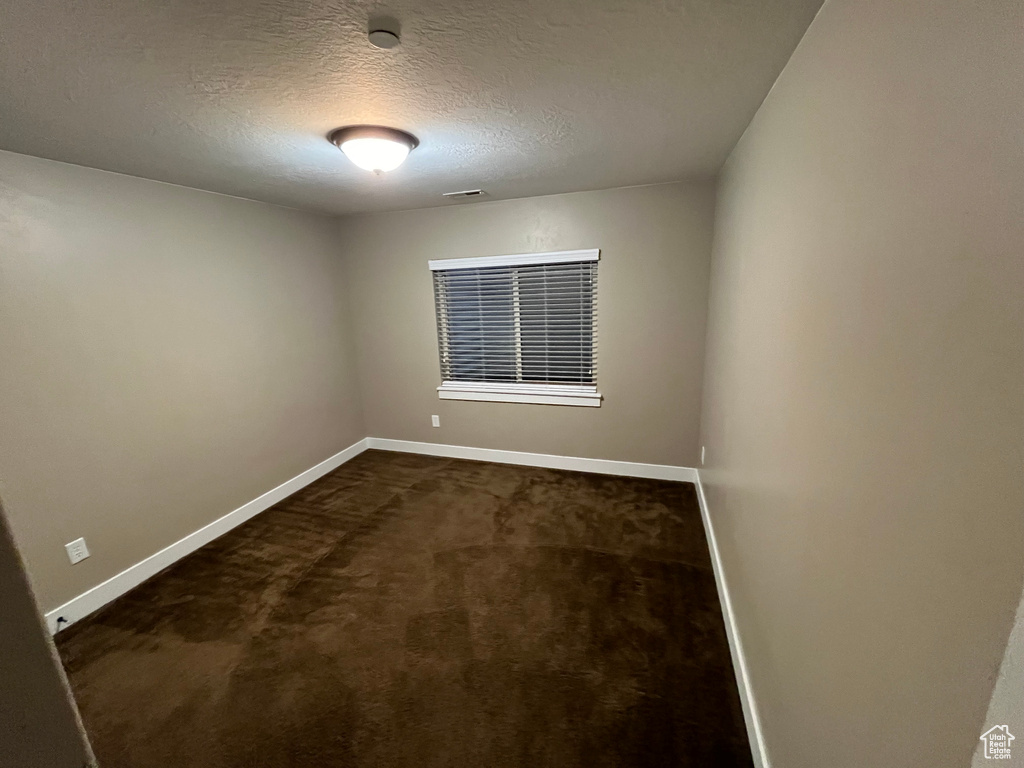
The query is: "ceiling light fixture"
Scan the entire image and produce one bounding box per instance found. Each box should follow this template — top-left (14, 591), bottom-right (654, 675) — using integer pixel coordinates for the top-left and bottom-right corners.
top-left (329, 125), bottom-right (419, 174)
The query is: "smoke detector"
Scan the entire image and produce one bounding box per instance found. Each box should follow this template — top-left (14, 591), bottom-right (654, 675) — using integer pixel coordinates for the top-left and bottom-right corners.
top-left (368, 17), bottom-right (401, 49)
top-left (368, 29), bottom-right (400, 49)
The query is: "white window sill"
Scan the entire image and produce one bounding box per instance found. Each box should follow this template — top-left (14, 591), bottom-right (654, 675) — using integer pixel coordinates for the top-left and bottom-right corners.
top-left (437, 381), bottom-right (602, 407)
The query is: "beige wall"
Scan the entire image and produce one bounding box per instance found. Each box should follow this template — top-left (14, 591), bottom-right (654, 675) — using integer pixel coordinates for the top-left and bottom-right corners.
top-left (699, 0), bottom-right (1024, 766)
top-left (0, 150), bottom-right (364, 611)
top-left (0, 500), bottom-right (95, 767)
top-left (338, 182), bottom-right (714, 467)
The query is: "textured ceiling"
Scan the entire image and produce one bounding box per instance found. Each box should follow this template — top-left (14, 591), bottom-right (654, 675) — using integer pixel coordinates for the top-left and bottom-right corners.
top-left (0, 0), bottom-right (823, 215)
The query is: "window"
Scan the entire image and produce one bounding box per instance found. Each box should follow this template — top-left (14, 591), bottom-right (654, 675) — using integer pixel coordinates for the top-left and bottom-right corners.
top-left (429, 249), bottom-right (601, 407)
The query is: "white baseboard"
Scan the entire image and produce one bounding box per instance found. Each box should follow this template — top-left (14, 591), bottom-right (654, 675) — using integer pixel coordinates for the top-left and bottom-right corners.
top-left (694, 470), bottom-right (770, 768)
top-left (365, 437), bottom-right (698, 483)
top-left (46, 438), bottom-right (369, 634)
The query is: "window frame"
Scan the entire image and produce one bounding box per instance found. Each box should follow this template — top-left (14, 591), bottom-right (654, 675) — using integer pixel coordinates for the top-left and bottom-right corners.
top-left (429, 249), bottom-right (602, 407)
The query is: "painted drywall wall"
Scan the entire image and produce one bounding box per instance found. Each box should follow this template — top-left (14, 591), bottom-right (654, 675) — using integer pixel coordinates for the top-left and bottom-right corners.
top-left (699, 0), bottom-right (1024, 765)
top-left (0, 500), bottom-right (95, 767)
top-left (0, 150), bottom-right (365, 612)
top-left (338, 182), bottom-right (714, 467)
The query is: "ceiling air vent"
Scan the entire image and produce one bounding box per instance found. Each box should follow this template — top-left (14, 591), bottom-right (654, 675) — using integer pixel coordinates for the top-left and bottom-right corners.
top-left (442, 189), bottom-right (487, 199)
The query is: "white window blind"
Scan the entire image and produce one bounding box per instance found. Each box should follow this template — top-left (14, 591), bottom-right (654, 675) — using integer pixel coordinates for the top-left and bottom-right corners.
top-left (429, 249), bottom-right (601, 406)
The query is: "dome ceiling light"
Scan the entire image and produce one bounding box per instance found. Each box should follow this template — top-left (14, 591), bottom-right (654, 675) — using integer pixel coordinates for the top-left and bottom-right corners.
top-left (329, 125), bottom-right (419, 174)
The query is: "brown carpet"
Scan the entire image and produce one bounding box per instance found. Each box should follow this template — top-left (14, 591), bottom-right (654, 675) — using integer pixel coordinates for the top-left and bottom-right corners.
top-left (57, 450), bottom-right (752, 767)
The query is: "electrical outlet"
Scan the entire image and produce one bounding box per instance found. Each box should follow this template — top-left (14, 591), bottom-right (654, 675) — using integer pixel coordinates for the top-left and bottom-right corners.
top-left (431, 415), bottom-right (440, 428)
top-left (65, 537), bottom-right (90, 565)
top-left (701, 446), bottom-right (706, 466)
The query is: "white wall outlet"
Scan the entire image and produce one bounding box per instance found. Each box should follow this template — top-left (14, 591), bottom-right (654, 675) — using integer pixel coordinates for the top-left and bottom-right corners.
top-left (431, 415), bottom-right (440, 428)
top-left (65, 537), bottom-right (90, 565)
top-left (701, 446), bottom-right (706, 466)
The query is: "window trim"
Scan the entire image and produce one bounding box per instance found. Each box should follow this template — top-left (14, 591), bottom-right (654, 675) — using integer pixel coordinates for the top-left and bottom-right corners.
top-left (430, 249), bottom-right (601, 407)
top-left (428, 248), bottom-right (599, 271)
top-left (437, 380), bottom-right (602, 407)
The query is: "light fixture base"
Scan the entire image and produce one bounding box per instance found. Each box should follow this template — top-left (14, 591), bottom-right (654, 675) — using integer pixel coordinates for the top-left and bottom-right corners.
top-left (328, 125), bottom-right (419, 151)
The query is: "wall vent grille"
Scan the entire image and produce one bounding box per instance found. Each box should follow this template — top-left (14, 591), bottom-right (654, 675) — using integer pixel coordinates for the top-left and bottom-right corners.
top-left (442, 189), bottom-right (487, 199)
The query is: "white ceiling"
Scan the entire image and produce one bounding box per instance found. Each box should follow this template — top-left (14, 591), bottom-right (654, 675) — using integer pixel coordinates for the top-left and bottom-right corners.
top-left (0, 0), bottom-right (823, 215)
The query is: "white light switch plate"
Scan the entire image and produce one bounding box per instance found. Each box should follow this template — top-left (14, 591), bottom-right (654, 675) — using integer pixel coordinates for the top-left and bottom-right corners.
top-left (65, 537), bottom-right (90, 565)
top-left (431, 415), bottom-right (440, 427)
